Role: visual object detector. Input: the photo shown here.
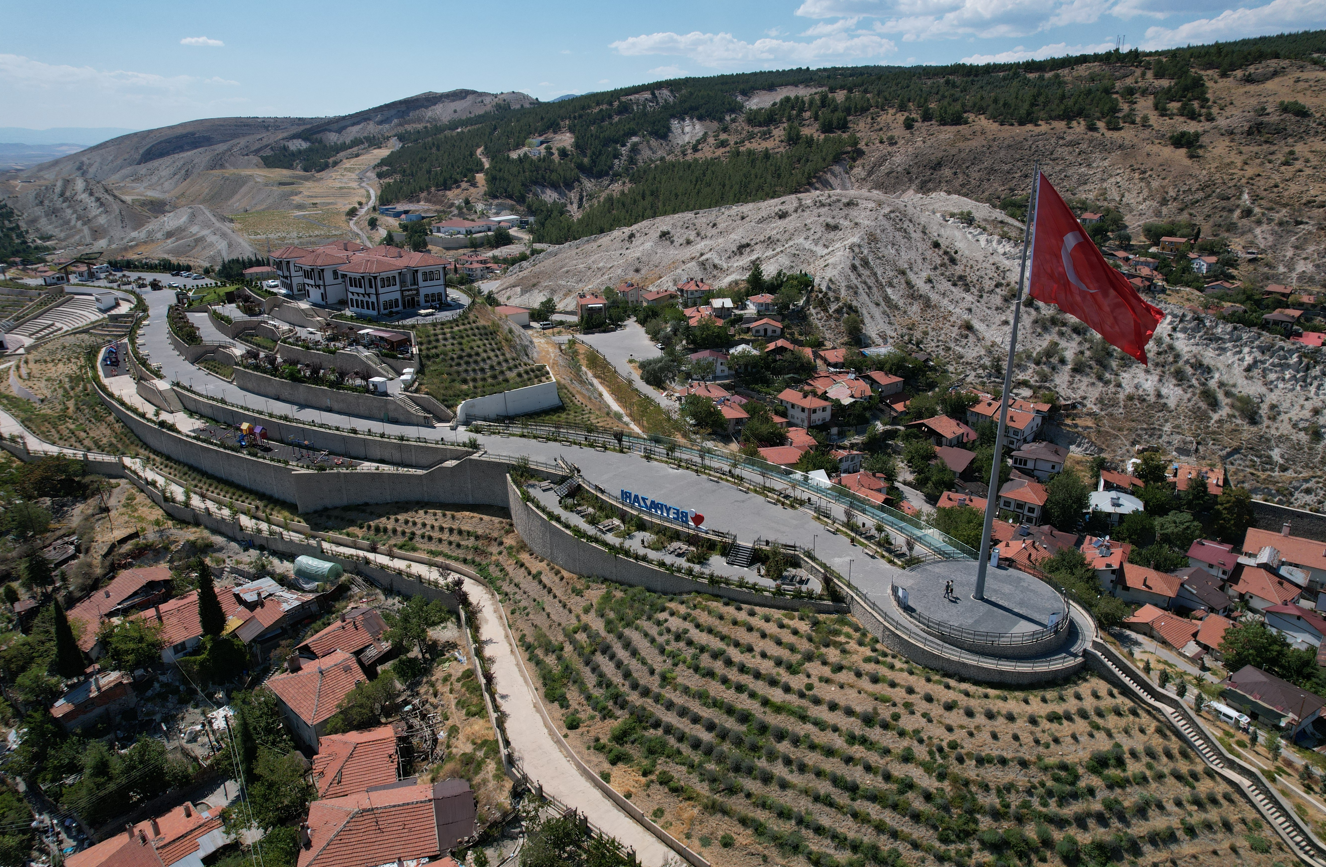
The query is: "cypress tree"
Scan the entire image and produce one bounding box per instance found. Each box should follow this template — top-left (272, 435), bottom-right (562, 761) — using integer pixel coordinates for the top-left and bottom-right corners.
top-left (196, 559), bottom-right (226, 638)
top-left (51, 599), bottom-right (84, 679)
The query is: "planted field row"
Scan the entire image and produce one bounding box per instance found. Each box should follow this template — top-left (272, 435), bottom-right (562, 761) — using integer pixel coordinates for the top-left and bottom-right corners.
top-left (503, 566), bottom-right (1291, 867)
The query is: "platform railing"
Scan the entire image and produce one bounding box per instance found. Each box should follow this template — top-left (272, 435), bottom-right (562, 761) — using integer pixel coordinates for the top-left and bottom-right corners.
top-left (891, 583), bottom-right (1070, 647)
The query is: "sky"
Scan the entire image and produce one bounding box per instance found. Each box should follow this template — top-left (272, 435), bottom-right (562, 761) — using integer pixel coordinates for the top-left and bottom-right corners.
top-left (3, 0), bottom-right (1324, 136)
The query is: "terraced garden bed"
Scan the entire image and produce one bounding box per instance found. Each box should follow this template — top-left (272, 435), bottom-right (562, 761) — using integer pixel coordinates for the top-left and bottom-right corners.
top-left (412, 304), bottom-right (550, 408)
top-left (502, 566), bottom-right (1292, 867)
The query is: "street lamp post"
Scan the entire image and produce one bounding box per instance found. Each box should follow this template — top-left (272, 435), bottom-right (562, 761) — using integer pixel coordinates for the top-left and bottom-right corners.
top-left (848, 559), bottom-right (853, 588)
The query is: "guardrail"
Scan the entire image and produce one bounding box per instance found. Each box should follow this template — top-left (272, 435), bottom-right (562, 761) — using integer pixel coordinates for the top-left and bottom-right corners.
top-left (892, 583), bottom-right (1070, 647)
top-left (472, 418), bottom-right (977, 561)
top-left (848, 582), bottom-right (1085, 673)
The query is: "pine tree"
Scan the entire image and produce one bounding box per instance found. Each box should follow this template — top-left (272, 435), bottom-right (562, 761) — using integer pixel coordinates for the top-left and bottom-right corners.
top-left (51, 600), bottom-right (85, 679)
top-left (196, 558), bottom-right (226, 638)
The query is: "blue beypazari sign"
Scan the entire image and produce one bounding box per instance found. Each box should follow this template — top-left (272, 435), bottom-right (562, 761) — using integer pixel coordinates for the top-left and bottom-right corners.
top-left (620, 489), bottom-right (694, 525)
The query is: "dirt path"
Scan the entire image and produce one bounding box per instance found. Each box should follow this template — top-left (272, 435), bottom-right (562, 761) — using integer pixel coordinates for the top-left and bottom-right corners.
top-left (351, 168), bottom-right (377, 246)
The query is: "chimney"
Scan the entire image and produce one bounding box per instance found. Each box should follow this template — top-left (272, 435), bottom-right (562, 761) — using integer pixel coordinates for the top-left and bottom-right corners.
top-left (300, 824), bottom-right (312, 849)
top-left (1282, 522), bottom-right (1291, 537)
top-left (150, 818), bottom-right (161, 837)
top-left (105, 590), bottom-right (111, 598)
top-left (138, 831), bottom-right (148, 845)
top-left (288, 656), bottom-right (302, 672)
top-left (154, 605), bottom-right (162, 621)
top-left (183, 804), bottom-right (192, 818)
top-left (340, 611), bottom-right (347, 622)
top-left (126, 824), bottom-right (136, 841)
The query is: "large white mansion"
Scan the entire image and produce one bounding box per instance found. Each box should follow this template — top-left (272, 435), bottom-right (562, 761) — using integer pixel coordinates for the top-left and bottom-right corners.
top-left (269, 240), bottom-right (449, 317)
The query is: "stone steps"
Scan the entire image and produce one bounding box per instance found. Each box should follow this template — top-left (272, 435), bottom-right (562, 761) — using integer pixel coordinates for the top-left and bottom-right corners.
top-left (1090, 648), bottom-right (1324, 866)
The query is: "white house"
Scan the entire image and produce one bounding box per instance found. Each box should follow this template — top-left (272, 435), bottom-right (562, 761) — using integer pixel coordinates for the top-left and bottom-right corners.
top-left (271, 243), bottom-right (447, 316)
top-left (1010, 441), bottom-right (1066, 481)
top-left (748, 293), bottom-right (777, 314)
top-left (1088, 482), bottom-right (1145, 525)
top-left (1263, 603), bottom-right (1326, 652)
top-left (749, 318), bottom-right (783, 339)
top-left (688, 349), bottom-right (731, 379)
top-left (776, 388), bottom-right (832, 428)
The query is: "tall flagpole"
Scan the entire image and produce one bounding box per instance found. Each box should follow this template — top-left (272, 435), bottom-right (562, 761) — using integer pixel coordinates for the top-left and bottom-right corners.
top-left (974, 163), bottom-right (1040, 601)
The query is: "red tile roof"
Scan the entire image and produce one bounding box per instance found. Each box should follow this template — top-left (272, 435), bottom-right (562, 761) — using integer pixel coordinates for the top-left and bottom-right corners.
top-left (937, 492), bottom-right (986, 511)
top-left (837, 472), bottom-right (889, 504)
top-left (1230, 566), bottom-right (1302, 606)
top-left (298, 780), bottom-right (475, 867)
top-left (266, 650), bottom-right (367, 729)
top-left (1121, 563), bottom-right (1183, 599)
top-left (1099, 469), bottom-right (1142, 490)
top-left (299, 609), bottom-right (389, 663)
top-left (272, 246), bottom-right (313, 260)
top-left (313, 726), bottom-right (400, 798)
top-left (999, 478), bottom-right (1049, 507)
top-left (1243, 528), bottom-right (1326, 574)
top-left (1196, 613), bottom-right (1233, 651)
top-left (320, 240), bottom-right (369, 253)
top-left (295, 250), bottom-right (351, 268)
top-left (1169, 463), bottom-right (1224, 495)
top-left (934, 446), bottom-right (976, 474)
top-left (749, 318), bottom-right (782, 330)
top-left (678, 278), bottom-right (711, 294)
top-left (817, 349), bottom-right (848, 366)
top-left (340, 257), bottom-right (404, 275)
top-left (916, 415), bottom-right (977, 444)
top-left (1264, 603), bottom-right (1326, 637)
top-left (776, 388), bottom-right (832, 410)
top-left (785, 428), bottom-right (818, 450)
top-left (69, 566), bottom-right (173, 651)
top-left (1126, 605), bottom-right (1200, 652)
top-left (1080, 536), bottom-right (1130, 571)
top-left (863, 371), bottom-right (903, 389)
top-left (757, 445), bottom-right (807, 466)
top-left (67, 803), bottom-right (221, 867)
top-left (1187, 539), bottom-right (1238, 572)
top-left (969, 399), bottom-right (1038, 431)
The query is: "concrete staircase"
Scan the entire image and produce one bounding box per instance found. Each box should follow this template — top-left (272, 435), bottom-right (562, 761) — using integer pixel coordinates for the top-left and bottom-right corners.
top-left (1088, 644), bottom-right (1326, 866)
top-left (725, 542), bottom-right (754, 568)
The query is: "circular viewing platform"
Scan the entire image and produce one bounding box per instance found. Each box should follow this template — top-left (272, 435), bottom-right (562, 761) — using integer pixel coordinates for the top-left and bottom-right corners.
top-left (891, 560), bottom-right (1072, 659)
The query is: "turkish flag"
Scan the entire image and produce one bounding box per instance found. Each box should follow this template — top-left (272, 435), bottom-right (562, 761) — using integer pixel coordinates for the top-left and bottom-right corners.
top-left (1029, 172), bottom-right (1165, 364)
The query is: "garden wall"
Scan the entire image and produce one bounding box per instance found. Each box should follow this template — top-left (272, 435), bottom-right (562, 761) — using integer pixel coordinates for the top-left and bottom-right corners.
top-left (456, 376), bottom-right (561, 424)
top-left (508, 478), bottom-right (840, 613)
top-left (232, 366), bottom-right (433, 425)
top-left (275, 342), bottom-right (397, 380)
top-left (174, 388), bottom-right (467, 467)
top-left (1250, 499), bottom-right (1326, 542)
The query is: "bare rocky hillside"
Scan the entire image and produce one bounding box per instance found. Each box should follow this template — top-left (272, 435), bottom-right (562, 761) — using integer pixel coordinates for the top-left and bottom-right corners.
top-left (495, 189), bottom-right (1325, 510)
top-left (1, 90), bottom-right (533, 262)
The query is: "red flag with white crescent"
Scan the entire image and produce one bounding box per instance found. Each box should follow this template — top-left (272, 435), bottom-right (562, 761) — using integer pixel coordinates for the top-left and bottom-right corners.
top-left (1029, 172), bottom-right (1165, 364)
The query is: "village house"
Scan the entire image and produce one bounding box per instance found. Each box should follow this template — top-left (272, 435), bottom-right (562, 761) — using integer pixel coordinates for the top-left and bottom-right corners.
top-left (640, 288), bottom-right (679, 306)
top-left (1099, 469), bottom-right (1142, 492)
top-left (1088, 479), bottom-right (1145, 525)
top-left (1081, 536), bottom-right (1130, 591)
top-left (297, 607), bottom-right (391, 670)
top-left (577, 294), bottom-right (607, 326)
top-left (749, 318), bottom-right (783, 339)
top-left (757, 445), bottom-right (807, 467)
top-left (997, 479), bottom-right (1049, 525)
top-left (298, 779), bottom-right (476, 867)
top-left (68, 565), bottom-right (174, 654)
top-left (493, 305), bottom-right (530, 327)
top-left (817, 348), bottom-right (849, 368)
top-left (1228, 565), bottom-right (1302, 613)
top-left (776, 389), bottom-right (832, 429)
top-left (50, 671), bottom-right (136, 732)
top-left (1158, 236), bottom-right (1190, 256)
top-left (65, 802), bottom-right (226, 867)
top-left (830, 449), bottom-right (864, 475)
top-left (1116, 563), bottom-right (1183, 609)
top-left (677, 278), bottom-right (712, 303)
top-left (1195, 613), bottom-right (1234, 659)
top-left (1221, 666), bottom-right (1324, 741)
top-left (1264, 283), bottom-right (1295, 299)
top-left (265, 650), bottom-right (368, 750)
top-left (270, 242), bottom-right (449, 314)
top-left (311, 725), bottom-right (402, 798)
top-left (862, 370), bottom-right (904, 396)
top-left (836, 471), bottom-right (889, 505)
top-left (934, 446), bottom-right (976, 477)
top-left (747, 293), bottom-right (777, 314)
top-left (911, 416), bottom-right (978, 448)
top-left (1174, 566), bottom-right (1231, 615)
top-left (966, 399), bottom-right (1041, 448)
top-left (718, 401), bottom-right (749, 437)
top-left (1263, 603), bottom-right (1326, 653)
top-left (1010, 441), bottom-right (1066, 481)
top-left (937, 491), bottom-right (986, 511)
top-left (1187, 539), bottom-right (1239, 579)
top-left (689, 349), bottom-right (731, 379)
top-left (1243, 525), bottom-right (1326, 590)
top-left (1124, 605), bottom-right (1202, 660)
top-left (1168, 464), bottom-right (1224, 496)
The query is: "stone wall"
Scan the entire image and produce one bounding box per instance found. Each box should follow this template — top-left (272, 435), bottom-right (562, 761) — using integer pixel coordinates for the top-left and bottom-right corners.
top-left (508, 478), bottom-right (841, 613)
top-left (1251, 499), bottom-right (1326, 542)
top-left (456, 375), bottom-right (561, 423)
top-left (232, 367), bottom-right (432, 425)
top-left (174, 388), bottom-right (467, 467)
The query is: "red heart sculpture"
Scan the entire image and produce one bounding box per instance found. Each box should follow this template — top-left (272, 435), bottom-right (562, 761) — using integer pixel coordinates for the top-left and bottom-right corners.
top-left (691, 513), bottom-right (705, 527)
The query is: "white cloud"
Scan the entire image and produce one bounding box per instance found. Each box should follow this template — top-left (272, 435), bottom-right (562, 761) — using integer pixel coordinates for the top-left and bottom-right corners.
top-left (610, 29), bottom-right (896, 68)
top-left (561, 49), bottom-right (572, 54)
top-left (180, 36), bottom-right (224, 47)
top-left (962, 40), bottom-right (1117, 63)
top-left (801, 17), bottom-right (861, 35)
top-left (648, 65), bottom-right (690, 78)
top-left (599, 78), bottom-right (611, 83)
top-left (0, 53), bottom-right (239, 127)
top-left (792, 0), bottom-right (1157, 41)
top-left (1140, 0), bottom-right (1326, 47)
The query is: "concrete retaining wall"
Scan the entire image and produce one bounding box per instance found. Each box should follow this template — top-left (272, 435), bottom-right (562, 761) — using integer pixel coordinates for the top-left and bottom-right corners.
top-left (456, 376), bottom-right (561, 424)
top-left (401, 391), bottom-right (454, 423)
top-left (174, 388), bottom-right (468, 467)
top-left (136, 379), bottom-right (184, 413)
top-left (509, 478), bottom-right (839, 613)
top-left (232, 366), bottom-right (432, 425)
top-left (168, 329), bottom-right (239, 366)
top-left (275, 342), bottom-right (396, 380)
top-left (845, 590), bottom-right (1084, 685)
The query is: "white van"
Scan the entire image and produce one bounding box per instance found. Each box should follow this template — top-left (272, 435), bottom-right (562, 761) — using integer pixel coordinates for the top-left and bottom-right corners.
top-left (1208, 701), bottom-right (1251, 730)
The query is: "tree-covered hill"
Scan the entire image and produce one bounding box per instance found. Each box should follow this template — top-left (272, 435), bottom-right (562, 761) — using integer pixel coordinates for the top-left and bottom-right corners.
top-left (374, 30), bottom-right (1326, 242)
